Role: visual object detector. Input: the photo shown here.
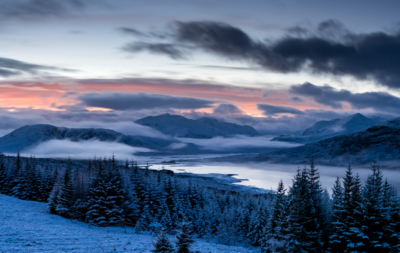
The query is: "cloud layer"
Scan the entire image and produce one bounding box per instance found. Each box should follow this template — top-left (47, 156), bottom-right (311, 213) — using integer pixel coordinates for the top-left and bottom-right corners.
top-left (178, 135), bottom-right (301, 152)
top-left (257, 103), bottom-right (304, 116)
top-left (78, 92), bottom-right (216, 111)
top-left (291, 82), bottom-right (400, 113)
top-left (0, 0), bottom-right (87, 19)
top-left (21, 139), bottom-right (152, 160)
top-left (123, 20), bottom-right (400, 88)
top-left (0, 57), bottom-right (73, 77)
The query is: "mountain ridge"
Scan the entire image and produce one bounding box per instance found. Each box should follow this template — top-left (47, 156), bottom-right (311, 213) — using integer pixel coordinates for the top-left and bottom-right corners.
top-left (272, 113), bottom-right (383, 144)
top-left (135, 113), bottom-right (259, 139)
top-left (0, 124), bottom-right (179, 153)
top-left (258, 117), bottom-right (400, 165)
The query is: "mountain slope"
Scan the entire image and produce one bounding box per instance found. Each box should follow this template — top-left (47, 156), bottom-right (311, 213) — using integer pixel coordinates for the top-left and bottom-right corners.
top-left (135, 113), bottom-right (259, 138)
top-left (272, 113), bottom-right (382, 144)
top-left (259, 118), bottom-right (400, 165)
top-left (0, 124), bottom-right (177, 153)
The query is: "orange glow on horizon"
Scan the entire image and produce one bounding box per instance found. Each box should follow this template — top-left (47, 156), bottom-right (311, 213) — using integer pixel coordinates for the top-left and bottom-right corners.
top-left (0, 80), bottom-right (330, 116)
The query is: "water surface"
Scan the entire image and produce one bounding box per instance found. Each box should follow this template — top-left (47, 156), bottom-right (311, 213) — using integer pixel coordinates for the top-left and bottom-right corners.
top-left (156, 162), bottom-right (400, 194)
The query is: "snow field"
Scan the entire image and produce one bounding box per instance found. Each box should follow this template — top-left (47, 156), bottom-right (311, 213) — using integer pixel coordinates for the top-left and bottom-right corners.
top-left (0, 194), bottom-right (255, 253)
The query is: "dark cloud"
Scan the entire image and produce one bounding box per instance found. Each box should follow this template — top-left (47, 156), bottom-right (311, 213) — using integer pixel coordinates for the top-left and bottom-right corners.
top-left (257, 103), bottom-right (304, 116)
top-left (123, 42), bottom-right (185, 60)
top-left (78, 92), bottom-right (216, 111)
top-left (291, 82), bottom-right (400, 114)
top-left (126, 20), bottom-right (400, 88)
top-left (286, 26), bottom-right (310, 37)
top-left (291, 96), bottom-right (303, 102)
top-left (0, 57), bottom-right (74, 76)
top-left (0, 0), bottom-right (87, 19)
top-left (213, 104), bottom-right (243, 114)
top-left (0, 68), bottom-right (20, 77)
top-left (119, 27), bottom-right (148, 37)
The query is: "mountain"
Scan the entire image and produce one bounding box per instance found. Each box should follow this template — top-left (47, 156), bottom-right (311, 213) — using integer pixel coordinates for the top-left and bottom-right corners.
top-left (0, 124), bottom-right (179, 153)
top-left (271, 113), bottom-right (382, 144)
top-left (135, 114), bottom-right (259, 139)
top-left (258, 117), bottom-right (400, 165)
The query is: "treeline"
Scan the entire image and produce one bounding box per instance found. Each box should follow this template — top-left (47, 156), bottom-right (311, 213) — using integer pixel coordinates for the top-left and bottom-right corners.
top-left (0, 152), bottom-right (399, 252)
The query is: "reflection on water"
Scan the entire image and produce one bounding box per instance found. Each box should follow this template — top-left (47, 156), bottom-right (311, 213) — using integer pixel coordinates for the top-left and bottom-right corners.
top-left (157, 162), bottom-right (400, 194)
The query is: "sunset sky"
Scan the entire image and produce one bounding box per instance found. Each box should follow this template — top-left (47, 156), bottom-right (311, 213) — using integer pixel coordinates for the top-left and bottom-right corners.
top-left (1, 0), bottom-right (400, 136)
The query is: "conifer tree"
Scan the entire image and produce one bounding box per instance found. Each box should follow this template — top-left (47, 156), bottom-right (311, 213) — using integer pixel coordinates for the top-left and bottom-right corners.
top-left (320, 188), bottom-right (332, 250)
top-left (153, 228), bottom-right (174, 253)
top-left (48, 183), bottom-right (60, 214)
top-left (176, 221), bottom-right (194, 253)
top-left (0, 152), bottom-right (9, 194)
top-left (382, 179), bottom-right (400, 252)
top-left (306, 160), bottom-right (323, 252)
top-left (286, 168), bottom-right (315, 252)
top-left (56, 161), bottom-right (75, 218)
top-left (247, 207), bottom-right (268, 246)
top-left (11, 152), bottom-right (25, 199)
top-left (105, 158), bottom-right (126, 226)
top-left (347, 173), bottom-right (366, 252)
top-left (86, 159), bottom-right (109, 226)
top-left (261, 180), bottom-right (288, 253)
top-left (361, 163), bottom-right (386, 251)
top-left (329, 177), bottom-right (347, 252)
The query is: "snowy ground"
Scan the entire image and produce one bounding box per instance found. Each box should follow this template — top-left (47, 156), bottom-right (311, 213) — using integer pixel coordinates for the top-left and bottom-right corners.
top-left (0, 195), bottom-right (255, 253)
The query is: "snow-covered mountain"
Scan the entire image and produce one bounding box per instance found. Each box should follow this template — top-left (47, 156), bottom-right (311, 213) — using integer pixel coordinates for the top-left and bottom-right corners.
top-left (272, 113), bottom-right (383, 144)
top-left (0, 124), bottom-right (179, 153)
top-left (259, 117), bottom-right (400, 165)
top-left (135, 113), bottom-right (259, 139)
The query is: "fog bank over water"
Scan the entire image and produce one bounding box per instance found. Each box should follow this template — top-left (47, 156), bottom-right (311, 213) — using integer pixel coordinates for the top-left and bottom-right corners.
top-left (160, 162), bottom-right (400, 194)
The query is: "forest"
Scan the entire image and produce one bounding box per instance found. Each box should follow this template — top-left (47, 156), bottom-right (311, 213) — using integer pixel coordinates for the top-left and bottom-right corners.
top-left (0, 152), bottom-right (398, 253)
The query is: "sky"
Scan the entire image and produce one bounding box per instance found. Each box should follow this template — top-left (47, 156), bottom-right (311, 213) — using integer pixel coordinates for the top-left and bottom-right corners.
top-left (1, 0), bottom-right (400, 136)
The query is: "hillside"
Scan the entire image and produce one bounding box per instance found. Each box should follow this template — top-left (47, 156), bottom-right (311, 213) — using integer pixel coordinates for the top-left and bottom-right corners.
top-left (0, 194), bottom-right (254, 253)
top-left (0, 124), bottom-right (178, 153)
top-left (271, 113), bottom-right (382, 144)
top-left (259, 117), bottom-right (400, 165)
top-left (135, 114), bottom-right (259, 139)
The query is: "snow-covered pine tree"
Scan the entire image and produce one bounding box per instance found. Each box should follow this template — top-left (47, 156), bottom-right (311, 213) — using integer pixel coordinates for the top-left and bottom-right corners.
top-left (307, 159), bottom-right (323, 252)
top-left (329, 177), bottom-right (347, 252)
top-left (26, 156), bottom-right (40, 201)
top-left (0, 152), bottom-right (9, 194)
top-left (340, 164), bottom-right (354, 244)
top-left (261, 179), bottom-right (289, 253)
top-left (56, 160), bottom-right (75, 218)
top-left (347, 173), bottom-right (366, 252)
top-left (160, 206), bottom-right (174, 232)
top-left (104, 157), bottom-right (126, 226)
top-left (382, 179), bottom-right (400, 251)
top-left (247, 206), bottom-right (268, 246)
top-left (237, 208), bottom-right (251, 242)
top-left (361, 163), bottom-right (386, 251)
top-left (320, 187), bottom-right (332, 250)
top-left (153, 227), bottom-right (174, 253)
top-left (10, 152), bottom-right (26, 199)
top-left (48, 182), bottom-right (60, 214)
top-left (286, 168), bottom-right (316, 253)
top-left (40, 164), bottom-right (55, 202)
top-left (86, 159), bottom-right (109, 226)
top-left (176, 221), bottom-right (194, 253)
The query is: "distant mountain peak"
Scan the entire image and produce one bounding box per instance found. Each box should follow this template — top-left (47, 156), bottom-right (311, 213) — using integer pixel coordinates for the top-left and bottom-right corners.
top-left (135, 114), bottom-right (259, 139)
top-left (261, 117), bottom-right (400, 165)
top-left (302, 113), bottom-right (381, 137)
